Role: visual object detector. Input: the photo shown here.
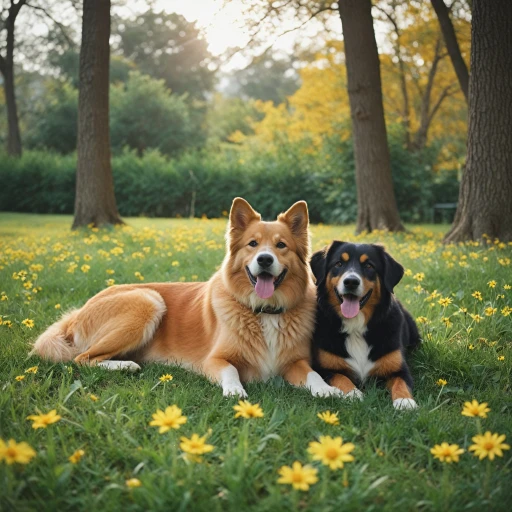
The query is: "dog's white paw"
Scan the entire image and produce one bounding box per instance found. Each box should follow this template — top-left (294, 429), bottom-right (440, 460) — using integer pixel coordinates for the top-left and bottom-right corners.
top-left (311, 384), bottom-right (344, 398)
top-left (393, 398), bottom-right (418, 410)
top-left (97, 360), bottom-right (141, 372)
top-left (345, 388), bottom-right (364, 401)
top-left (222, 383), bottom-right (248, 398)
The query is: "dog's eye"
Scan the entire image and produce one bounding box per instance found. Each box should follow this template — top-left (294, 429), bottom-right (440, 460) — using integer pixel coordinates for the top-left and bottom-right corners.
top-left (364, 262), bottom-right (374, 269)
top-left (334, 261), bottom-right (343, 268)
top-left (276, 241), bottom-right (286, 249)
top-left (248, 240), bottom-right (258, 247)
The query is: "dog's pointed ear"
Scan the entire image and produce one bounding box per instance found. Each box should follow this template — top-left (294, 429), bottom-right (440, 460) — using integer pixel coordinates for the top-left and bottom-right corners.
top-left (310, 241), bottom-right (345, 285)
top-left (279, 201), bottom-right (309, 238)
top-left (373, 244), bottom-right (404, 294)
top-left (229, 197), bottom-right (261, 231)
top-left (279, 201), bottom-right (310, 262)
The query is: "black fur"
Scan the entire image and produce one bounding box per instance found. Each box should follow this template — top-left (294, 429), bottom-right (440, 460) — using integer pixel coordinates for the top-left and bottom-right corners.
top-left (310, 241), bottom-right (421, 394)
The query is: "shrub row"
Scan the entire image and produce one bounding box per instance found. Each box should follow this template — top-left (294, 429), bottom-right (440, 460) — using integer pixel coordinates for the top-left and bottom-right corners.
top-left (0, 138), bottom-right (459, 223)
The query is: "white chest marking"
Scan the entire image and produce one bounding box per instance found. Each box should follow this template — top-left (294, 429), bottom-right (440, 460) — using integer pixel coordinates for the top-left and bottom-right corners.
top-left (259, 314), bottom-right (281, 380)
top-left (342, 313), bottom-right (374, 381)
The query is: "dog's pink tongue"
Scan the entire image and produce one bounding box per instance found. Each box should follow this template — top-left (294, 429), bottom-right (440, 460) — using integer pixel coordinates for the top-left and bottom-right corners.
top-left (255, 274), bottom-right (274, 299)
top-left (341, 296), bottom-right (360, 318)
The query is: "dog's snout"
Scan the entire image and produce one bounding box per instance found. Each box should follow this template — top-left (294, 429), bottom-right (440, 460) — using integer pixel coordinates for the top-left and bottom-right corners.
top-left (257, 253), bottom-right (274, 268)
top-left (343, 276), bottom-right (360, 289)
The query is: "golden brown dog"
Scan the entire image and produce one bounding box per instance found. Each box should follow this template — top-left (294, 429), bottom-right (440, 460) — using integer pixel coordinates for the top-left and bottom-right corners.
top-left (31, 198), bottom-right (342, 398)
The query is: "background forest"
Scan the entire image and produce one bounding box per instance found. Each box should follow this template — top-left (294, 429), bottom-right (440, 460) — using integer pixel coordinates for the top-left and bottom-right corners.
top-left (0, 0), bottom-right (469, 224)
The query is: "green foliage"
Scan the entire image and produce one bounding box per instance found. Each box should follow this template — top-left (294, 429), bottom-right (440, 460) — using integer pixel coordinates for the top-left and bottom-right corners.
top-left (110, 72), bottom-right (194, 156)
top-left (26, 82), bottom-right (78, 154)
top-left (205, 94), bottom-right (262, 144)
top-left (114, 10), bottom-right (215, 101)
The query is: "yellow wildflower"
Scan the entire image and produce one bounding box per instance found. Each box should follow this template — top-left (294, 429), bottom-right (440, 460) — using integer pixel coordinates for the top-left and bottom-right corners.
top-left (0, 439), bottom-right (36, 465)
top-left (485, 307), bottom-right (497, 316)
top-left (469, 432), bottom-right (510, 460)
top-left (89, 394), bottom-right (99, 402)
top-left (25, 366), bottom-right (38, 374)
top-left (438, 297), bottom-right (452, 307)
top-left (472, 291), bottom-right (483, 301)
top-left (233, 400), bottom-right (264, 419)
top-left (488, 280), bottom-right (497, 288)
top-left (430, 443), bottom-right (464, 463)
top-left (436, 379), bottom-right (448, 386)
top-left (461, 400), bottom-right (490, 418)
top-left (21, 318), bottom-right (34, 329)
top-left (498, 355), bottom-right (505, 361)
top-left (159, 374), bottom-right (173, 382)
top-left (307, 435), bottom-right (355, 470)
top-left (55, 304), bottom-right (61, 309)
top-left (68, 449), bottom-right (85, 464)
top-left (126, 478), bottom-right (142, 488)
top-left (27, 410), bottom-right (62, 429)
top-left (149, 405), bottom-right (187, 433)
top-left (179, 433), bottom-right (214, 459)
top-left (81, 264), bottom-right (90, 273)
top-left (15, 375), bottom-right (25, 382)
top-left (317, 411), bottom-right (340, 425)
top-left (277, 461), bottom-right (318, 491)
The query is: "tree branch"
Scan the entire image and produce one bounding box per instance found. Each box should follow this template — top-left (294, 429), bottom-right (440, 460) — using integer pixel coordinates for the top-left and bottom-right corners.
top-left (26, 2), bottom-right (74, 46)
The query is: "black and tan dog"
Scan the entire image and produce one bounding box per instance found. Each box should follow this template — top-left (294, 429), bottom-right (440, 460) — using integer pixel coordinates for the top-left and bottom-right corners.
top-left (310, 241), bottom-right (421, 409)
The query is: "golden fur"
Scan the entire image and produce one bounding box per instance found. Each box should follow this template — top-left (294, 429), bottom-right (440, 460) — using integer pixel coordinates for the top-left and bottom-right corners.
top-left (32, 198), bottom-right (339, 398)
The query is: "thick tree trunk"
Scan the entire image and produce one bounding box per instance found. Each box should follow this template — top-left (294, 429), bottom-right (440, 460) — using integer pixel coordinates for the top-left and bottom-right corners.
top-left (72, 0), bottom-right (123, 228)
top-left (444, 0), bottom-right (512, 243)
top-left (431, 0), bottom-right (469, 103)
top-left (1, 63), bottom-right (22, 156)
top-left (337, 0), bottom-right (404, 233)
top-left (0, 0), bottom-right (26, 157)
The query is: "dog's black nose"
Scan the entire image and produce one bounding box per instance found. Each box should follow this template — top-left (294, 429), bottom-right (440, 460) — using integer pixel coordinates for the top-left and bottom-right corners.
top-left (343, 276), bottom-right (360, 289)
top-left (257, 254), bottom-right (274, 268)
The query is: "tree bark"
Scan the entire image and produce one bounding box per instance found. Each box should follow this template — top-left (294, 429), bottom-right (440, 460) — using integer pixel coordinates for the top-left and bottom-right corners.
top-left (0, 0), bottom-right (26, 157)
top-left (431, 0), bottom-right (469, 103)
top-left (72, 0), bottom-right (123, 228)
top-left (337, 0), bottom-right (404, 233)
top-left (444, 0), bottom-right (512, 243)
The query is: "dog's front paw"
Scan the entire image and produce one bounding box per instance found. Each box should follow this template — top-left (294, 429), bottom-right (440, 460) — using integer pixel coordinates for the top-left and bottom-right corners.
top-left (222, 383), bottom-right (248, 398)
top-left (345, 388), bottom-right (364, 401)
top-left (393, 398), bottom-right (418, 410)
top-left (97, 360), bottom-right (141, 372)
top-left (311, 384), bottom-right (344, 398)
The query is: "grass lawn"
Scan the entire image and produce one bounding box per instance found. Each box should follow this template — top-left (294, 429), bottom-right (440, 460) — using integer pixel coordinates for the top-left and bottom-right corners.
top-left (1, 213), bottom-right (511, 511)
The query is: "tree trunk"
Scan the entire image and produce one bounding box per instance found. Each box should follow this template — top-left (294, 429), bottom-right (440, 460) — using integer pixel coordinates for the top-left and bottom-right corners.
top-left (72, 0), bottom-right (123, 228)
top-left (337, 0), bottom-right (404, 233)
top-left (0, 0), bottom-right (26, 157)
top-left (444, 0), bottom-right (512, 243)
top-left (431, 0), bottom-right (469, 103)
top-left (1, 62), bottom-right (22, 156)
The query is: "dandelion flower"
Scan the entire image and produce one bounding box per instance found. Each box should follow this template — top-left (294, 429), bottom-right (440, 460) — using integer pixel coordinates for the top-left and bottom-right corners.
top-left (15, 375), bottom-right (25, 381)
top-left (21, 319), bottom-right (34, 329)
top-left (26, 409), bottom-right (62, 429)
top-left (179, 433), bottom-right (214, 456)
top-left (277, 461), bottom-right (318, 491)
top-left (307, 435), bottom-right (355, 470)
top-left (68, 449), bottom-right (85, 464)
top-left (24, 366), bottom-right (38, 374)
top-left (159, 374), bottom-right (173, 382)
top-left (461, 400), bottom-right (490, 418)
top-left (149, 405), bottom-right (187, 433)
top-left (317, 411), bottom-right (340, 425)
top-left (436, 379), bottom-right (448, 386)
top-left (233, 400), bottom-right (264, 419)
top-left (0, 438), bottom-right (36, 465)
top-left (126, 478), bottom-right (142, 488)
top-left (430, 443), bottom-right (464, 463)
top-left (469, 432), bottom-right (510, 460)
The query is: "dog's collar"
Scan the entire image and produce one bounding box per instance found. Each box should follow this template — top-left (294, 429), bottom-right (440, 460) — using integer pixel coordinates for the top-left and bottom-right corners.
top-left (253, 305), bottom-right (284, 315)
top-left (334, 288), bottom-right (373, 309)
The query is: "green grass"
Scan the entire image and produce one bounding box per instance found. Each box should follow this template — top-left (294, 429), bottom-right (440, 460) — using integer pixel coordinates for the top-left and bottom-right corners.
top-left (1, 213), bottom-right (511, 511)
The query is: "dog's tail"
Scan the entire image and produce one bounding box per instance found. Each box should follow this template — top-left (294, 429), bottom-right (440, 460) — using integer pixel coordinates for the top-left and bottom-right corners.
top-left (30, 309), bottom-right (81, 362)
